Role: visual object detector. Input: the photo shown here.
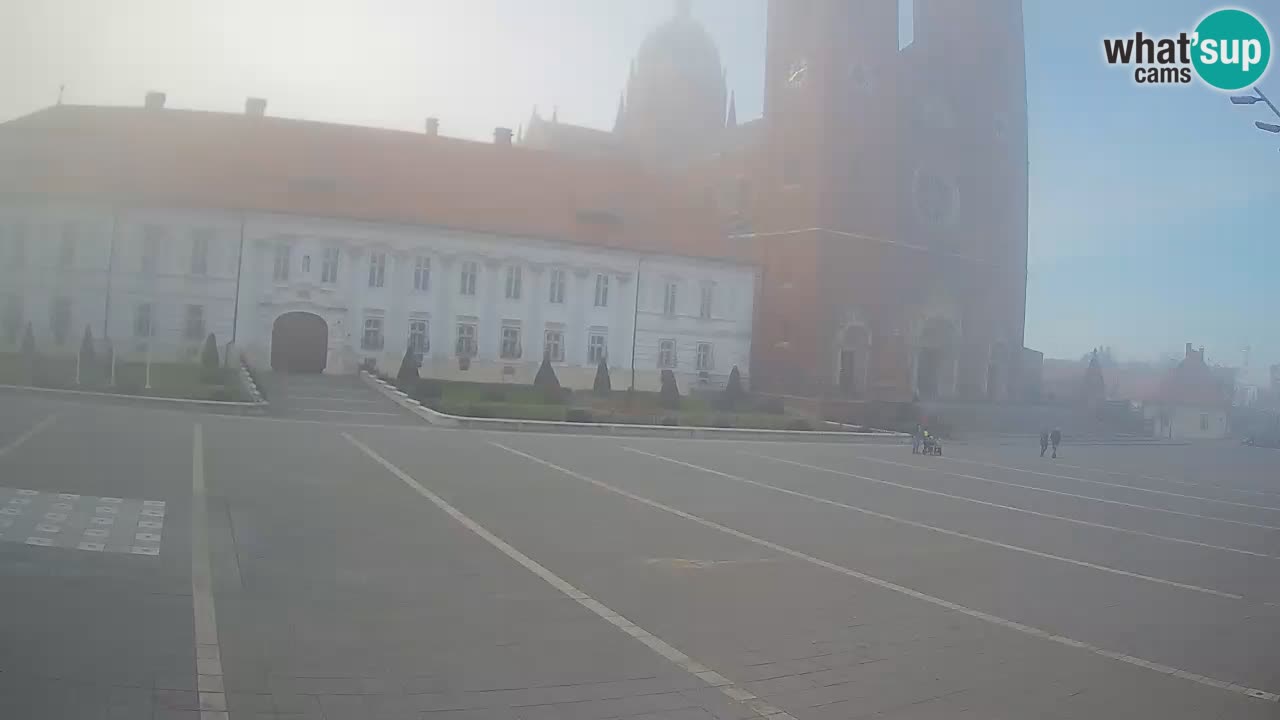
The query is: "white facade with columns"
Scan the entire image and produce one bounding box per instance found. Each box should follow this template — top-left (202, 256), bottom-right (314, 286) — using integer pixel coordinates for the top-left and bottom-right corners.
top-left (0, 203), bottom-right (756, 392)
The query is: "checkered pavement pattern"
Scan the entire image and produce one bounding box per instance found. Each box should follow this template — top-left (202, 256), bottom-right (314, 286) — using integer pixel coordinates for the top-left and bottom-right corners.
top-left (0, 486), bottom-right (165, 555)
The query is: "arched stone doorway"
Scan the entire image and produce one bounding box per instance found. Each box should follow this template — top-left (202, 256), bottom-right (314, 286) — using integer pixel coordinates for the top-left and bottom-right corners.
top-left (836, 324), bottom-right (871, 397)
top-left (915, 317), bottom-right (957, 400)
top-left (271, 312), bottom-right (328, 373)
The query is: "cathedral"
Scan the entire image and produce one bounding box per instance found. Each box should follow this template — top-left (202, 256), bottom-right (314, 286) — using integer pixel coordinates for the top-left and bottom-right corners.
top-left (525, 0), bottom-right (1030, 402)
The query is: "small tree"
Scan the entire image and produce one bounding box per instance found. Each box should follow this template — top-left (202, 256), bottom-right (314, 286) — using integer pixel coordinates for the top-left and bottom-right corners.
top-left (80, 325), bottom-right (96, 364)
top-left (534, 352), bottom-right (561, 402)
top-left (101, 338), bottom-right (115, 385)
top-left (659, 369), bottom-right (680, 410)
top-left (721, 365), bottom-right (744, 410)
top-left (201, 333), bottom-right (222, 383)
top-left (20, 321), bottom-right (35, 357)
top-left (592, 355), bottom-right (611, 396)
top-left (20, 322), bottom-right (36, 385)
top-left (79, 326), bottom-right (97, 384)
top-left (397, 341), bottom-right (420, 385)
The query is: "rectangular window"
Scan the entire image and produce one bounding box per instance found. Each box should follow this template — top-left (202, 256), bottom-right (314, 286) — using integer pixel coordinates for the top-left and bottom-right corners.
top-left (184, 304), bottom-right (205, 341)
top-left (58, 222), bottom-right (77, 269)
top-left (544, 328), bottom-right (564, 362)
top-left (361, 317), bottom-right (384, 350)
top-left (699, 284), bottom-right (714, 319)
top-left (11, 222), bottom-right (26, 268)
top-left (1200, 413), bottom-right (1209, 431)
top-left (696, 342), bottom-right (713, 372)
top-left (190, 229), bottom-right (211, 276)
top-left (51, 297), bottom-right (71, 345)
top-left (460, 261), bottom-right (478, 296)
top-left (141, 225), bottom-right (163, 274)
top-left (664, 282), bottom-right (678, 317)
top-left (593, 273), bottom-right (609, 307)
top-left (504, 265), bottom-right (522, 300)
top-left (500, 324), bottom-right (522, 360)
top-left (408, 319), bottom-right (429, 361)
top-left (273, 243), bottom-right (291, 281)
top-left (588, 332), bottom-right (608, 364)
top-left (658, 338), bottom-right (677, 369)
top-left (368, 251), bottom-right (386, 288)
top-left (134, 303), bottom-right (154, 338)
top-left (549, 269), bottom-right (566, 304)
top-left (2, 295), bottom-right (22, 343)
top-left (455, 322), bottom-right (477, 357)
top-left (302, 255), bottom-right (311, 273)
top-left (321, 247), bottom-right (340, 284)
top-left (414, 256), bottom-right (431, 292)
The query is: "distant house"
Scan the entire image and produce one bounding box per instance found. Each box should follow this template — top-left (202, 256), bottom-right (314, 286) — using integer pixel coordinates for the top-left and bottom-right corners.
top-left (1145, 344), bottom-right (1231, 440)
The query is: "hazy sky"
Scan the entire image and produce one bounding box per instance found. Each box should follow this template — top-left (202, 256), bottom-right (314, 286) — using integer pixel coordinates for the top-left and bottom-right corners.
top-left (2, 0), bottom-right (1277, 370)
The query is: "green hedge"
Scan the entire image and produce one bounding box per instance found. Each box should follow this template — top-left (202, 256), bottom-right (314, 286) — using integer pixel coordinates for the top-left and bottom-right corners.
top-left (436, 401), bottom-right (567, 421)
top-left (0, 352), bottom-right (244, 401)
top-left (431, 400), bottom-right (815, 430)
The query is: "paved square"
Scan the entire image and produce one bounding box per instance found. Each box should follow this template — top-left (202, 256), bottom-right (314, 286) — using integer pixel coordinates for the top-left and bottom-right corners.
top-left (0, 486), bottom-right (164, 556)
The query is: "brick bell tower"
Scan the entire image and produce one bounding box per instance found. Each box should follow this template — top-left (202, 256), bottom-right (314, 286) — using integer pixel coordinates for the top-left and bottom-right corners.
top-left (750, 0), bottom-right (905, 399)
top-left (748, 0), bottom-right (1028, 403)
top-left (899, 0), bottom-right (1029, 401)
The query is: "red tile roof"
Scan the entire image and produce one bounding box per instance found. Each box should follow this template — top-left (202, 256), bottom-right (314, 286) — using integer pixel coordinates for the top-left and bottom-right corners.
top-left (0, 104), bottom-right (747, 263)
top-left (1157, 349), bottom-right (1229, 409)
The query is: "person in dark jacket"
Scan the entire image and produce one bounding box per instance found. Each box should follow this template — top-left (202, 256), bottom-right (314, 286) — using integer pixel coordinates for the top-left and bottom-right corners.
top-left (1050, 428), bottom-right (1062, 458)
top-left (1040, 430), bottom-right (1050, 457)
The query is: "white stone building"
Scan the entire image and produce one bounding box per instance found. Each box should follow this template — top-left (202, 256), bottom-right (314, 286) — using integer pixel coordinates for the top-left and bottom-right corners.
top-left (0, 100), bottom-right (756, 392)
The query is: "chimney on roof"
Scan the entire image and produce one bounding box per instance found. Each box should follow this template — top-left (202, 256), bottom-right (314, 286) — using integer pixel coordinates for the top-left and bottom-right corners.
top-left (144, 91), bottom-right (166, 110)
top-left (425, 117), bottom-right (439, 137)
top-left (493, 127), bottom-right (513, 147)
top-left (245, 97), bottom-right (267, 117)
top-left (1186, 342), bottom-right (1193, 358)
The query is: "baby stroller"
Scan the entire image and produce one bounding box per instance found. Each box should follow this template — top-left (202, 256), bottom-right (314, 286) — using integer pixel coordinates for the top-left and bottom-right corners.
top-left (920, 430), bottom-right (943, 456)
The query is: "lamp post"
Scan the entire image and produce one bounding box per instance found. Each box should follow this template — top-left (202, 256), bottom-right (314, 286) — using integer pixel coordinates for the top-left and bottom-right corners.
top-left (1229, 86), bottom-right (1280, 147)
top-left (629, 257), bottom-right (642, 391)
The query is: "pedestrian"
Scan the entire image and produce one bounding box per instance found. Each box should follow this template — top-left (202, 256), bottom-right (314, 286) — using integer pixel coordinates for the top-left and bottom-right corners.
top-left (1050, 427), bottom-right (1062, 458)
top-left (912, 423), bottom-right (923, 454)
top-left (1039, 429), bottom-right (1049, 458)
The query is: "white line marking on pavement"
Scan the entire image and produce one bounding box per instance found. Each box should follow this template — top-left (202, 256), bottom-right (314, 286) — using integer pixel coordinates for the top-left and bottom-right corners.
top-left (1053, 462), bottom-right (1280, 501)
top-left (842, 452), bottom-right (1280, 531)
top-left (624, 448), bottom-right (1241, 600)
top-left (190, 424), bottom-right (228, 719)
top-left (283, 395), bottom-right (385, 403)
top-left (748, 453), bottom-right (1279, 561)
top-left (0, 414), bottom-right (57, 459)
top-left (493, 442), bottom-right (1279, 704)
top-left (293, 408), bottom-right (401, 416)
top-left (343, 433), bottom-right (797, 720)
top-left (928, 455), bottom-right (1280, 513)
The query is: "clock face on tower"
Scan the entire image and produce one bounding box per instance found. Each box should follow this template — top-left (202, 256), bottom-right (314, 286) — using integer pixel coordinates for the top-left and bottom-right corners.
top-left (847, 62), bottom-right (875, 96)
top-left (913, 169), bottom-right (959, 230)
top-left (787, 59), bottom-right (809, 89)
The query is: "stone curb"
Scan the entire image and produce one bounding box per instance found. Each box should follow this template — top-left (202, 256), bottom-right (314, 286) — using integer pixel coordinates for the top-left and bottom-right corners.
top-left (238, 360), bottom-right (266, 404)
top-left (360, 372), bottom-right (908, 444)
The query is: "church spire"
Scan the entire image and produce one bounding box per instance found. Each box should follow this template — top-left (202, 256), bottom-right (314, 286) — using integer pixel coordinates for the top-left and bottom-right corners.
top-left (613, 93), bottom-right (626, 133)
top-left (725, 90), bottom-right (737, 129)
